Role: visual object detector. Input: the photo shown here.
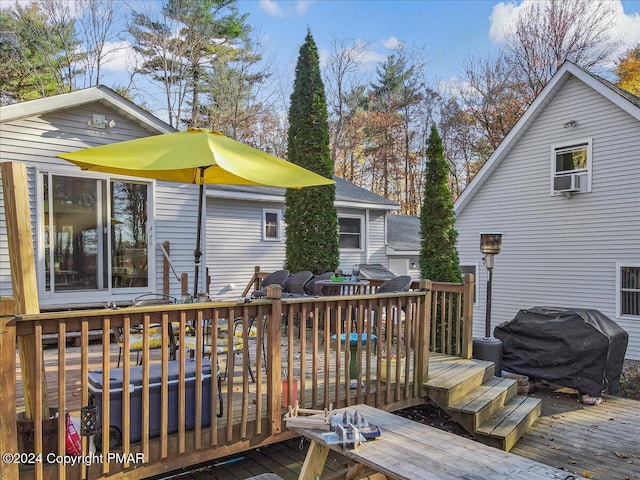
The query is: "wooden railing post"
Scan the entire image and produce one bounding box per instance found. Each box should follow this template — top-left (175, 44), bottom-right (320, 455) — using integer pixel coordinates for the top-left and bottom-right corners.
top-left (419, 280), bottom-right (432, 384)
top-left (254, 266), bottom-right (262, 291)
top-left (1, 161), bottom-right (48, 421)
top-left (181, 272), bottom-right (189, 296)
top-left (266, 284), bottom-right (283, 435)
top-left (462, 274), bottom-right (475, 359)
top-left (0, 299), bottom-right (19, 480)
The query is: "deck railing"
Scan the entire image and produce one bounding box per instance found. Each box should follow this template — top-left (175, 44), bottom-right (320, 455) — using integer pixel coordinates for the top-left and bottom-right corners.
top-left (1, 274), bottom-right (473, 480)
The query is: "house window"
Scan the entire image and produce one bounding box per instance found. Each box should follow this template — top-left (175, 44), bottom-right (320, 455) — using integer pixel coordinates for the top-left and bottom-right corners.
top-left (460, 264), bottom-right (478, 304)
top-left (263, 209), bottom-right (281, 241)
top-left (618, 265), bottom-right (640, 318)
top-left (551, 140), bottom-right (591, 194)
top-left (42, 173), bottom-right (150, 293)
top-left (338, 216), bottom-right (363, 249)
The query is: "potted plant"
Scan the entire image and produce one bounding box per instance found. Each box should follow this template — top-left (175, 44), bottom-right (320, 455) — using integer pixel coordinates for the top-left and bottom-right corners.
top-left (379, 339), bottom-right (406, 383)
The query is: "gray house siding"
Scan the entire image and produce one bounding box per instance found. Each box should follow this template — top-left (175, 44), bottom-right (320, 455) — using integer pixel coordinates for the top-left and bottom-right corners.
top-left (2, 88), bottom-right (401, 309)
top-left (205, 195), bottom-right (396, 300)
top-left (455, 72), bottom-right (640, 360)
top-left (206, 196), bottom-right (286, 298)
top-left (0, 89), bottom-right (203, 308)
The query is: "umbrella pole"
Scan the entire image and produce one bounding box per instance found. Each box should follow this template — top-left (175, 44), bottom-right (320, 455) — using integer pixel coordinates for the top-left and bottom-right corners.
top-left (193, 181), bottom-right (204, 298)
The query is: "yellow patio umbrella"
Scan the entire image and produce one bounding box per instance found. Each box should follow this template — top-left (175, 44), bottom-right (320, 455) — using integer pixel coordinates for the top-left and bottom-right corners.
top-left (58, 128), bottom-right (334, 295)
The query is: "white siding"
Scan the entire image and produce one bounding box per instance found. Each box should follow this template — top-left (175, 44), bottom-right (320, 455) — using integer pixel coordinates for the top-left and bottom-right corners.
top-left (0, 103), bottom-right (198, 305)
top-left (456, 76), bottom-right (640, 360)
top-left (205, 199), bottom-right (393, 300)
top-left (206, 197), bottom-right (286, 299)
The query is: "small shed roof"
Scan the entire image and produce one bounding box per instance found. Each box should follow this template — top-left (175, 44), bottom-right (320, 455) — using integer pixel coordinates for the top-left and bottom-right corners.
top-left (386, 215), bottom-right (420, 253)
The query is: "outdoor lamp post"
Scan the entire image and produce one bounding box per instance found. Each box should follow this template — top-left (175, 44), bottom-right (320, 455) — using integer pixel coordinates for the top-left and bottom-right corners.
top-left (473, 233), bottom-right (503, 376)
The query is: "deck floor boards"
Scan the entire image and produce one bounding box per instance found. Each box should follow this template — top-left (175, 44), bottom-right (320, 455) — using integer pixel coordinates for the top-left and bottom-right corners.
top-left (15, 342), bottom-right (640, 480)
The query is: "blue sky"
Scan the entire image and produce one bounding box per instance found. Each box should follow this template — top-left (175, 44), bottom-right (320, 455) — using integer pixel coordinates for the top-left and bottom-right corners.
top-left (6, 0), bottom-right (630, 116)
top-left (240, 0), bottom-right (640, 84)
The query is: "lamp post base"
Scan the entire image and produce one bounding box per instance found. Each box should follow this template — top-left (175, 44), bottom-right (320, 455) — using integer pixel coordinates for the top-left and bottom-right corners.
top-left (472, 337), bottom-right (503, 377)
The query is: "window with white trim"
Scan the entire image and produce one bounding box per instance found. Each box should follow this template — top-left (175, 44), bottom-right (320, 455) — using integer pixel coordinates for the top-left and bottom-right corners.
top-left (618, 264), bottom-right (640, 318)
top-left (41, 173), bottom-right (151, 294)
top-left (551, 140), bottom-right (591, 194)
top-left (338, 216), bottom-right (363, 249)
top-left (263, 209), bottom-right (282, 241)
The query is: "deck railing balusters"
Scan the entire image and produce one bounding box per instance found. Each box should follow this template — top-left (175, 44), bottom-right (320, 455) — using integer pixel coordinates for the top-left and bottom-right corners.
top-left (6, 277), bottom-right (473, 479)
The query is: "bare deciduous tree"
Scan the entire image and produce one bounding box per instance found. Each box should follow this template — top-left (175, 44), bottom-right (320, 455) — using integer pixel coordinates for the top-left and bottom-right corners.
top-left (503, 0), bottom-right (621, 97)
top-left (459, 53), bottom-right (527, 153)
top-left (323, 36), bottom-right (370, 165)
top-left (76, 0), bottom-right (126, 88)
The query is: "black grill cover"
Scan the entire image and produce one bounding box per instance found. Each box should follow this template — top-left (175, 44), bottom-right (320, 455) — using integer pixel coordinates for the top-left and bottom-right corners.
top-left (494, 307), bottom-right (628, 396)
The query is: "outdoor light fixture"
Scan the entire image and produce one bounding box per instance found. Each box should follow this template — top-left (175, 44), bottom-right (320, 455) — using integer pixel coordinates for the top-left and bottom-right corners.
top-left (473, 232), bottom-right (504, 376)
top-left (88, 114), bottom-right (116, 129)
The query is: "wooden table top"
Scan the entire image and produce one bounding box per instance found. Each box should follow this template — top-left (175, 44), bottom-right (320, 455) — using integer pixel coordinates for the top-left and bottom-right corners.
top-left (288, 404), bottom-right (570, 480)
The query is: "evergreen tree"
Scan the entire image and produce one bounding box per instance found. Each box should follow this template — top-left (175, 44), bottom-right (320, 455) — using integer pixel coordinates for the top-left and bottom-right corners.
top-left (129, 0), bottom-right (249, 128)
top-left (0, 3), bottom-right (80, 104)
top-left (419, 125), bottom-right (461, 282)
top-left (285, 30), bottom-right (339, 274)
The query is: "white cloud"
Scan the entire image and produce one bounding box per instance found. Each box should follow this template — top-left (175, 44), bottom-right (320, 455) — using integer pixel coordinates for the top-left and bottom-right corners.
top-left (317, 42), bottom-right (385, 72)
top-left (360, 49), bottom-right (387, 65)
top-left (489, 0), bottom-right (640, 53)
top-left (99, 41), bottom-right (139, 73)
top-left (488, 1), bottom-right (519, 44)
top-left (611, 4), bottom-right (640, 52)
top-left (381, 36), bottom-right (402, 50)
top-left (295, 0), bottom-right (312, 15)
top-left (258, 0), bottom-right (314, 18)
top-left (259, 0), bottom-right (284, 17)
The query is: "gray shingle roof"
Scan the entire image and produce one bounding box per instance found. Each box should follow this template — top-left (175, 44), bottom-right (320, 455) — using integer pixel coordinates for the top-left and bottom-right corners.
top-left (210, 175), bottom-right (399, 208)
top-left (387, 215), bottom-right (420, 252)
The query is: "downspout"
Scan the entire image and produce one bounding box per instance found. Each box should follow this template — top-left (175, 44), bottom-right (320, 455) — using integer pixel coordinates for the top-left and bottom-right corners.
top-left (365, 209), bottom-right (371, 264)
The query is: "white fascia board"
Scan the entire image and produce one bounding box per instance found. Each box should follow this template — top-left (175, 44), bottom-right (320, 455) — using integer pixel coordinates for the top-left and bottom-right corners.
top-left (206, 189), bottom-right (401, 210)
top-left (206, 189), bottom-right (284, 203)
top-left (568, 64), bottom-right (640, 121)
top-left (386, 247), bottom-right (420, 255)
top-left (0, 86), bottom-right (175, 134)
top-left (454, 67), bottom-right (570, 214)
top-left (335, 200), bottom-right (401, 210)
top-left (454, 62), bottom-right (640, 215)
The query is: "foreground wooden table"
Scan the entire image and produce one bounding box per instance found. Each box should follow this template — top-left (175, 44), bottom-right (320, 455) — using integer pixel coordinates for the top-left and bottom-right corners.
top-left (289, 404), bottom-right (570, 480)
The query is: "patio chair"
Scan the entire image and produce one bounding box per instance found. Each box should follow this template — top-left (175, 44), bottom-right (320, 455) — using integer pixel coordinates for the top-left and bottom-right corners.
top-left (370, 275), bottom-right (413, 347)
top-left (182, 319), bottom-right (256, 383)
top-left (304, 271), bottom-right (333, 296)
top-left (250, 269), bottom-right (290, 298)
top-left (282, 270), bottom-right (313, 297)
top-left (115, 294), bottom-right (177, 368)
top-left (375, 275), bottom-right (413, 294)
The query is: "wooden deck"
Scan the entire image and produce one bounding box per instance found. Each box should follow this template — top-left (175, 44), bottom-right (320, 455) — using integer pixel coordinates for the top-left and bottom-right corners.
top-left (168, 389), bottom-right (640, 480)
top-left (20, 343), bottom-right (640, 480)
top-left (512, 385), bottom-right (640, 479)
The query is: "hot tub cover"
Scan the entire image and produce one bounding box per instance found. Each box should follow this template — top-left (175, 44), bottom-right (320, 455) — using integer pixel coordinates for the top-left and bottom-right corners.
top-left (494, 306), bottom-right (628, 396)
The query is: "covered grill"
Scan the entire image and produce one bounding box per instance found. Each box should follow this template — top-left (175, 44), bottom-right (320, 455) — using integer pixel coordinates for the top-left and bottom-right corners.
top-left (494, 306), bottom-right (628, 396)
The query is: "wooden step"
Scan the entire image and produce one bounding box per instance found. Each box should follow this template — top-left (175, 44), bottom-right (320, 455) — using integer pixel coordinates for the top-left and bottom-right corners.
top-left (446, 376), bottom-right (519, 432)
top-left (426, 359), bottom-right (495, 406)
top-left (475, 396), bottom-right (542, 451)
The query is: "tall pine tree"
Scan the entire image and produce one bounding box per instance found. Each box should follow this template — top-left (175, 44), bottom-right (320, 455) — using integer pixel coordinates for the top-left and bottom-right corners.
top-left (419, 125), bottom-right (461, 282)
top-left (285, 30), bottom-right (338, 274)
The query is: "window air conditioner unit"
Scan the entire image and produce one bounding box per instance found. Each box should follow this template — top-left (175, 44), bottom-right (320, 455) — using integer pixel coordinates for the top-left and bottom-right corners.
top-left (554, 173), bottom-right (582, 193)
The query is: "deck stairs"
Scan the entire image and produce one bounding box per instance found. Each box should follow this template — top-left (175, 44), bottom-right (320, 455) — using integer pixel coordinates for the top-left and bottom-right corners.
top-left (425, 354), bottom-right (541, 451)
